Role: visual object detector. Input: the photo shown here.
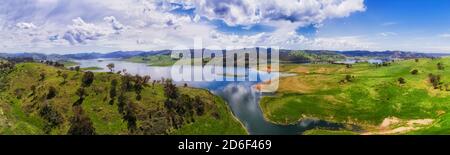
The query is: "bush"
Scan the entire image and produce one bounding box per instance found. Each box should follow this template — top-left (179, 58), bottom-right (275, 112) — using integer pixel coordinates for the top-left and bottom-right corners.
top-left (39, 73), bottom-right (46, 81)
top-left (74, 66), bottom-right (80, 72)
top-left (164, 79), bottom-right (178, 99)
top-left (123, 102), bottom-right (138, 133)
top-left (398, 77), bottom-right (406, 84)
top-left (67, 106), bottom-right (96, 135)
top-left (438, 63), bottom-right (445, 70)
top-left (139, 110), bottom-right (169, 135)
top-left (345, 75), bottom-right (354, 82)
top-left (109, 79), bottom-right (118, 105)
top-left (47, 86), bottom-right (57, 99)
top-left (82, 71), bottom-right (94, 87)
top-left (39, 104), bottom-right (64, 134)
top-left (411, 69), bottom-right (419, 75)
top-left (61, 73), bottom-right (68, 84)
top-left (429, 73), bottom-right (442, 89)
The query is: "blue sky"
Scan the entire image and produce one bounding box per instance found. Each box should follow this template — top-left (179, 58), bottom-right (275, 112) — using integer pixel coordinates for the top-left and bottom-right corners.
top-left (318, 0), bottom-right (450, 52)
top-left (1, 0), bottom-right (450, 53)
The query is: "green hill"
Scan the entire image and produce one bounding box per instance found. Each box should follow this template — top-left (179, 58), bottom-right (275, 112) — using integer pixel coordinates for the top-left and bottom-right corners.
top-left (0, 62), bottom-right (246, 135)
top-left (124, 55), bottom-right (177, 66)
top-left (261, 57), bottom-right (450, 135)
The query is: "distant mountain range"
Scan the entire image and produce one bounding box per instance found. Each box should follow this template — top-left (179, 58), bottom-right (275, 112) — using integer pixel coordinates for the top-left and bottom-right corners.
top-left (1, 49), bottom-right (448, 62)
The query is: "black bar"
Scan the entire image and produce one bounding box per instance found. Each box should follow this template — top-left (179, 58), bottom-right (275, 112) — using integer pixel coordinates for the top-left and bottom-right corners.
top-left (0, 135), bottom-right (447, 153)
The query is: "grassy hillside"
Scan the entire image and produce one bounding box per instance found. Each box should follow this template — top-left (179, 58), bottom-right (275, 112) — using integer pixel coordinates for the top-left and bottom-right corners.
top-left (0, 62), bottom-right (246, 135)
top-left (124, 55), bottom-right (177, 66)
top-left (261, 57), bottom-right (450, 134)
top-left (279, 50), bottom-right (346, 63)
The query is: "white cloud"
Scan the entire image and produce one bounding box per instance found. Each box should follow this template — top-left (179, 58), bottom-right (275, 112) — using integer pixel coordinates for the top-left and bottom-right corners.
top-left (62, 17), bottom-right (109, 45)
top-left (0, 0), bottom-right (369, 53)
top-left (378, 32), bottom-right (397, 37)
top-left (438, 34), bottom-right (450, 38)
top-left (104, 16), bottom-right (125, 32)
top-left (16, 22), bottom-right (37, 30)
top-left (306, 36), bottom-right (373, 50)
top-left (186, 0), bottom-right (366, 26)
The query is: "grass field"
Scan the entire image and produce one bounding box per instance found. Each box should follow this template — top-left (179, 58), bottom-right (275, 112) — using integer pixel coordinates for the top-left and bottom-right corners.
top-left (0, 62), bottom-right (246, 135)
top-left (60, 60), bottom-right (80, 67)
top-left (81, 66), bottom-right (103, 71)
top-left (124, 55), bottom-right (177, 66)
top-left (260, 57), bottom-right (450, 134)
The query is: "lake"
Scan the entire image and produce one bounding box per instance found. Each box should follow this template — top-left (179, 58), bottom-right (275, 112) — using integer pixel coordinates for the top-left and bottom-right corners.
top-left (75, 59), bottom-right (352, 135)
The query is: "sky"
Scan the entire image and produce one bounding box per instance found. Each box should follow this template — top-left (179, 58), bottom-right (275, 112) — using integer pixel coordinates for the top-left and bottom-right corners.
top-left (1, 0), bottom-right (450, 54)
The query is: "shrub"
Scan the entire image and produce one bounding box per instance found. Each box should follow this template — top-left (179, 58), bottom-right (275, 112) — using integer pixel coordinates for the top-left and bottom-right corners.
top-left (67, 106), bottom-right (96, 135)
top-left (39, 73), bottom-right (46, 81)
top-left (429, 73), bottom-right (442, 89)
top-left (345, 75), bottom-right (354, 82)
top-left (47, 86), bottom-right (57, 99)
top-left (109, 79), bottom-right (118, 105)
top-left (438, 63), bottom-right (445, 70)
top-left (39, 104), bottom-right (64, 134)
top-left (398, 77), bottom-right (406, 84)
top-left (61, 73), bottom-right (68, 84)
top-left (81, 71), bottom-right (94, 87)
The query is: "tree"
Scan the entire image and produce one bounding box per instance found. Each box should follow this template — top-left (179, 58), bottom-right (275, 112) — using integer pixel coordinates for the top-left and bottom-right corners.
top-left (398, 77), bottom-right (406, 84)
top-left (123, 102), bottom-right (138, 133)
top-left (39, 103), bottom-right (64, 134)
top-left (47, 86), bottom-right (57, 99)
top-left (143, 75), bottom-right (151, 84)
top-left (81, 71), bottom-right (94, 87)
top-left (193, 96), bottom-right (205, 116)
top-left (134, 75), bottom-right (144, 100)
top-left (30, 85), bottom-right (36, 96)
top-left (76, 87), bottom-right (86, 99)
top-left (39, 73), bottom-right (46, 81)
top-left (164, 79), bottom-right (178, 99)
top-left (56, 70), bottom-right (62, 77)
top-left (415, 59), bottom-right (419, 63)
top-left (346, 64), bottom-right (352, 68)
top-left (411, 69), bottom-right (419, 75)
top-left (74, 66), bottom-right (81, 72)
top-left (117, 94), bottom-right (126, 114)
top-left (121, 73), bottom-right (133, 91)
top-left (74, 87), bottom-right (86, 106)
top-left (107, 63), bottom-right (115, 73)
top-left (429, 73), bottom-right (442, 89)
top-left (437, 63), bottom-right (445, 70)
top-left (345, 75), bottom-right (354, 82)
top-left (67, 106), bottom-right (96, 135)
top-left (109, 79), bottom-right (118, 105)
top-left (139, 111), bottom-right (169, 135)
top-left (61, 73), bottom-right (68, 84)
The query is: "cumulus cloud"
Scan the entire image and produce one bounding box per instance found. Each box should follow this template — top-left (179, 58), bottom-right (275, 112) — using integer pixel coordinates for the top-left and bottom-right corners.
top-left (378, 32), bottom-right (397, 37)
top-left (16, 22), bottom-right (37, 29)
top-left (104, 16), bottom-right (125, 32)
top-left (185, 0), bottom-right (366, 26)
top-left (63, 17), bottom-right (109, 45)
top-left (0, 0), bottom-right (369, 53)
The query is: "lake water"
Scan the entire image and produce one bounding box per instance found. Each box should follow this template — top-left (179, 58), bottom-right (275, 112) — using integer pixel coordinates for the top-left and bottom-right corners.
top-left (75, 59), bottom-right (353, 135)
